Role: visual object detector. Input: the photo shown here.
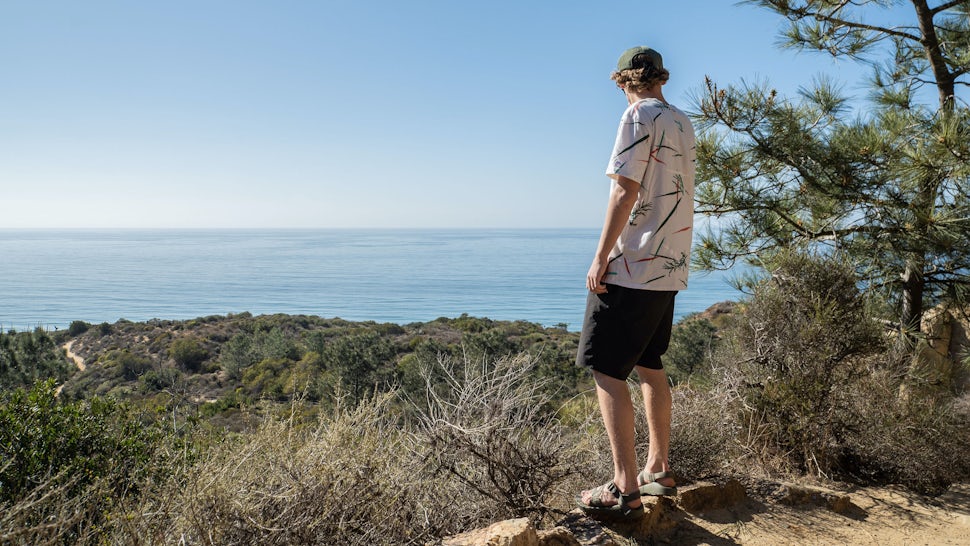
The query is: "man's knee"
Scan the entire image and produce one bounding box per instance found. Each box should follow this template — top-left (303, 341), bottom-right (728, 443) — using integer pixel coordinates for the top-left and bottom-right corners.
top-left (593, 370), bottom-right (629, 391)
top-left (635, 366), bottom-right (667, 384)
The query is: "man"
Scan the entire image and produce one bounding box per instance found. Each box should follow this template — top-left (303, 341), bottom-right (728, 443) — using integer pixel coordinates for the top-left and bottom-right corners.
top-left (575, 45), bottom-right (696, 520)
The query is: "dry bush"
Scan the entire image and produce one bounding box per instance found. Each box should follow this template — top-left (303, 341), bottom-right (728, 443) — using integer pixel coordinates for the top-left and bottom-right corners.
top-left (702, 250), bottom-right (970, 491)
top-left (719, 251), bottom-right (884, 476)
top-left (666, 384), bottom-right (738, 481)
top-left (123, 393), bottom-right (462, 545)
top-left (0, 471), bottom-right (102, 546)
top-left (411, 352), bottom-right (588, 525)
top-left (838, 366), bottom-right (970, 494)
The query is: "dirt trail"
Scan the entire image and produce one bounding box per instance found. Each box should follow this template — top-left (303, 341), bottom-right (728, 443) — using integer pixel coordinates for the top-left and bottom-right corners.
top-left (62, 340), bottom-right (86, 372)
top-left (55, 340), bottom-right (86, 396)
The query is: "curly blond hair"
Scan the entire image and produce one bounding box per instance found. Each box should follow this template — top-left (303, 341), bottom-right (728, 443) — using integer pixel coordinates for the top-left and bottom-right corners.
top-left (610, 65), bottom-right (670, 93)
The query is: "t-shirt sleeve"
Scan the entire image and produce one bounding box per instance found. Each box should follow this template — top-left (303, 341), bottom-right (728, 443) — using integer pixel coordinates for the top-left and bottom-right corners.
top-left (605, 104), bottom-right (653, 183)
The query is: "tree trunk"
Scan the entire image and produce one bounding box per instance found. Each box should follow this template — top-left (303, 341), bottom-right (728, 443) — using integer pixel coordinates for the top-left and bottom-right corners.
top-left (900, 260), bottom-right (925, 340)
top-left (911, 0), bottom-right (956, 110)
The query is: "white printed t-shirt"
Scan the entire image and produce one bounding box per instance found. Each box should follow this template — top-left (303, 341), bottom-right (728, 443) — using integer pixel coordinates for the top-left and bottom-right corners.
top-left (604, 98), bottom-right (696, 291)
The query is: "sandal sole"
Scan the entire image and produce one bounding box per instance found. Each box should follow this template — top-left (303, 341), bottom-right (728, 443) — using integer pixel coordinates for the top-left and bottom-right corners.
top-left (639, 482), bottom-right (677, 496)
top-left (577, 504), bottom-right (645, 521)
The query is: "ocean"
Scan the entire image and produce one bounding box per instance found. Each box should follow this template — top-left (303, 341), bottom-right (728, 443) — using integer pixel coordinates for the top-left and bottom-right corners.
top-left (0, 229), bottom-right (743, 332)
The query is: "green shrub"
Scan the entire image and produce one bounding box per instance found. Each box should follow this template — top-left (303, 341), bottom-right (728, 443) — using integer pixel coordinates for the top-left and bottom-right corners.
top-left (198, 390), bottom-right (252, 418)
top-left (665, 314), bottom-right (718, 385)
top-left (141, 367), bottom-right (183, 392)
top-left (103, 349), bottom-right (152, 380)
top-left (67, 320), bottom-right (90, 336)
top-left (0, 380), bottom-right (175, 541)
top-left (452, 314), bottom-right (493, 333)
top-left (220, 333), bottom-right (257, 380)
top-left (241, 357), bottom-right (290, 400)
top-left (253, 327), bottom-right (299, 360)
top-left (320, 331), bottom-right (396, 405)
top-left (169, 338), bottom-right (208, 372)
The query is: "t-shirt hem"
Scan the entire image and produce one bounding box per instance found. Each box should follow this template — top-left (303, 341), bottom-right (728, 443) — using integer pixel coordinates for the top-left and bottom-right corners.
top-left (605, 278), bottom-right (687, 292)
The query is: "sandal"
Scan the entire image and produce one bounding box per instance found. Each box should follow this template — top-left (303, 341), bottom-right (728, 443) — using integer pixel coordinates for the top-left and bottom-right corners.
top-left (576, 481), bottom-right (644, 521)
top-left (637, 470), bottom-right (677, 496)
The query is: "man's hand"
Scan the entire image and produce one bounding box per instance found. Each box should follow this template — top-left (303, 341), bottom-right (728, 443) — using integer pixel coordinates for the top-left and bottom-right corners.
top-left (587, 257), bottom-right (610, 294)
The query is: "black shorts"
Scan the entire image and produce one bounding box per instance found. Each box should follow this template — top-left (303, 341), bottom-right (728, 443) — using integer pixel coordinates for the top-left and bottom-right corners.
top-left (575, 285), bottom-right (676, 381)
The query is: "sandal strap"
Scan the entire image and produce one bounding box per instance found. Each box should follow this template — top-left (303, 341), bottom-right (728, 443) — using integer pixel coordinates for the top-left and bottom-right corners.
top-left (607, 481), bottom-right (641, 504)
top-left (638, 470), bottom-right (674, 484)
top-left (586, 481), bottom-right (642, 508)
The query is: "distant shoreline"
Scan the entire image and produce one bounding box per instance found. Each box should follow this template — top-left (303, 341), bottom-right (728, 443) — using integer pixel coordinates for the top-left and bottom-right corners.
top-left (2, 301), bottom-right (739, 335)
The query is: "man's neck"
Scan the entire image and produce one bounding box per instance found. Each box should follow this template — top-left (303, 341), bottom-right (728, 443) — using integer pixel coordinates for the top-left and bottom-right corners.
top-left (626, 86), bottom-right (666, 105)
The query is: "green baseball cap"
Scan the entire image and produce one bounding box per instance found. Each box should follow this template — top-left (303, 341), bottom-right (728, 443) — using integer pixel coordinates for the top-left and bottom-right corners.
top-left (616, 46), bottom-right (663, 72)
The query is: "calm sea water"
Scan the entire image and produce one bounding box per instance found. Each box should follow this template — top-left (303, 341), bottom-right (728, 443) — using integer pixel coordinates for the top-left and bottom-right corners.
top-left (0, 229), bottom-right (742, 332)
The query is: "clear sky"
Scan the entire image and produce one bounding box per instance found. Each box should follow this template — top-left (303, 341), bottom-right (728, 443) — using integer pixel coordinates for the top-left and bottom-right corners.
top-left (1, 1), bottom-right (909, 229)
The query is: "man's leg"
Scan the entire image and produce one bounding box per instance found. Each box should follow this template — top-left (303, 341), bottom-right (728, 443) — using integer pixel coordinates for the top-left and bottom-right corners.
top-left (581, 370), bottom-right (641, 507)
top-left (636, 366), bottom-right (675, 488)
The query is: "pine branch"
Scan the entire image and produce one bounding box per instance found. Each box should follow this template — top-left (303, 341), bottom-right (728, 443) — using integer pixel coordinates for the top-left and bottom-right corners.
top-left (931, 1), bottom-right (966, 15)
top-left (923, 273), bottom-right (970, 284)
top-left (774, 1), bottom-right (922, 43)
top-left (821, 224), bottom-right (907, 239)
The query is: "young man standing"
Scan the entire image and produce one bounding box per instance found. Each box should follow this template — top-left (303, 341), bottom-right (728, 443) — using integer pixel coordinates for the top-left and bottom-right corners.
top-left (575, 46), bottom-right (696, 520)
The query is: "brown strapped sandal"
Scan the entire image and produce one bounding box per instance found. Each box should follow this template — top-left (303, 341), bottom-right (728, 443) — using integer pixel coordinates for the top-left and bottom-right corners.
top-left (576, 481), bottom-right (644, 521)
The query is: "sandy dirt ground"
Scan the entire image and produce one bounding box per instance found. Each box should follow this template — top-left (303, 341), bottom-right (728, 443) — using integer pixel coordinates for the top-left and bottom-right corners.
top-left (55, 340), bottom-right (87, 396)
top-left (668, 483), bottom-right (970, 545)
top-left (62, 340), bottom-right (87, 372)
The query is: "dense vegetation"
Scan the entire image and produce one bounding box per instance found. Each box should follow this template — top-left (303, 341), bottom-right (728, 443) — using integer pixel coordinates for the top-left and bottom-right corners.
top-left (55, 312), bottom-right (587, 417)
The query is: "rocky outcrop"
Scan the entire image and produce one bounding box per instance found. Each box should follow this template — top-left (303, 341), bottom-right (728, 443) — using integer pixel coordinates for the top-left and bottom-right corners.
top-left (919, 305), bottom-right (970, 391)
top-left (440, 519), bottom-right (585, 546)
top-left (441, 479), bottom-right (876, 545)
top-left (442, 518), bottom-right (537, 546)
top-left (775, 484), bottom-right (859, 516)
top-left (442, 489), bottom-right (711, 545)
top-left (678, 479), bottom-right (747, 513)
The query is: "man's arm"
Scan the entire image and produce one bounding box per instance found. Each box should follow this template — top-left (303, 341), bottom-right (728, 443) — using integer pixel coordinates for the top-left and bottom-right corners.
top-left (587, 175), bottom-right (640, 293)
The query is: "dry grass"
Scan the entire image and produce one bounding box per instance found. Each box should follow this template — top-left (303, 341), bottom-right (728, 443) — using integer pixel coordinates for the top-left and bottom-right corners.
top-left (119, 394), bottom-right (462, 545)
top-left (0, 471), bottom-right (103, 546)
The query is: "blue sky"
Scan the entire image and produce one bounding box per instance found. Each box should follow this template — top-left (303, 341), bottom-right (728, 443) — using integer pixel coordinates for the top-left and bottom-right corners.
top-left (1, 1), bottom-right (908, 229)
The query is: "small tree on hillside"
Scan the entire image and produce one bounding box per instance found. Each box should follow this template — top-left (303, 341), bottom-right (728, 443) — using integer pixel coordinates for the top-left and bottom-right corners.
top-left (169, 338), bottom-right (208, 372)
top-left (694, 0), bottom-right (970, 340)
top-left (320, 331), bottom-right (396, 405)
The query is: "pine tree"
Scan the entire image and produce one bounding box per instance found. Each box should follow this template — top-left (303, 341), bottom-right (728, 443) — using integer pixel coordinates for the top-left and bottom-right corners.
top-left (694, 0), bottom-right (970, 338)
